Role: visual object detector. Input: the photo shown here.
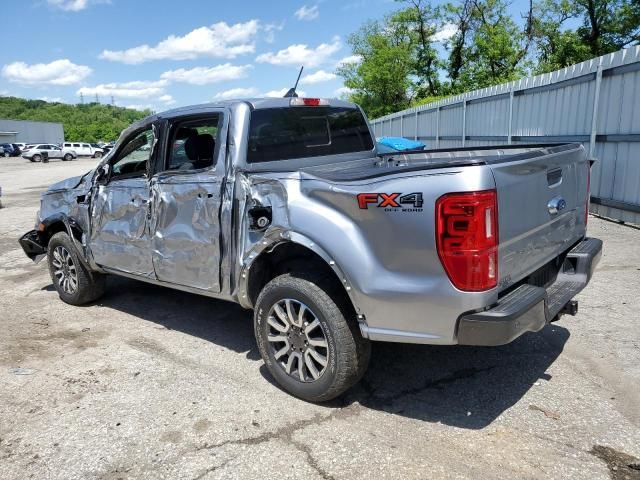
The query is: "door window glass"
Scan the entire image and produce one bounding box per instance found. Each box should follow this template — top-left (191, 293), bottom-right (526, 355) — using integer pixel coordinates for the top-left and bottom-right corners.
top-left (165, 116), bottom-right (220, 171)
top-left (110, 128), bottom-right (154, 179)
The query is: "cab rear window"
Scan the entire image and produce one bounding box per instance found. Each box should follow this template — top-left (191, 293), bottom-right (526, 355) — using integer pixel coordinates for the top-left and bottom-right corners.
top-left (247, 107), bottom-right (373, 163)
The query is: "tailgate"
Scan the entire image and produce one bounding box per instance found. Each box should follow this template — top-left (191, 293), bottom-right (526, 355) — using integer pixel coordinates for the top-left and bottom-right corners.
top-left (489, 144), bottom-right (590, 291)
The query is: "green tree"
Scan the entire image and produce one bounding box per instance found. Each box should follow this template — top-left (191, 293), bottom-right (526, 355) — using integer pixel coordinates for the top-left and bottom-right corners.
top-left (0, 96), bottom-right (151, 142)
top-left (534, 0), bottom-right (640, 72)
top-left (337, 19), bottom-right (416, 118)
top-left (444, 0), bottom-right (534, 92)
top-left (395, 0), bottom-right (443, 97)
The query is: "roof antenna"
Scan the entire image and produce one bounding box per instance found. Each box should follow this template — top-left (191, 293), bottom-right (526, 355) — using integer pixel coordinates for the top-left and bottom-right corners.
top-left (284, 66), bottom-right (304, 98)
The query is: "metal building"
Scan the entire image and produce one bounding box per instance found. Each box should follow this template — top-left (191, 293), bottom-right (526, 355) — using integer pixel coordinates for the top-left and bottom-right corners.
top-left (0, 119), bottom-right (64, 144)
top-left (370, 46), bottom-right (640, 225)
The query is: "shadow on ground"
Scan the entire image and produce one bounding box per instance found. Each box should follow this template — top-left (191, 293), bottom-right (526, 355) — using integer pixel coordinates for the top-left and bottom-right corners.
top-left (90, 276), bottom-right (568, 430)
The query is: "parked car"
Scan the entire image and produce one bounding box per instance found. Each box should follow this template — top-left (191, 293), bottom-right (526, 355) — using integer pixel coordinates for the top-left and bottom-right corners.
top-left (100, 142), bottom-right (115, 154)
top-left (0, 143), bottom-right (20, 157)
top-left (0, 146), bottom-right (4, 157)
top-left (19, 97), bottom-right (601, 402)
top-left (14, 143), bottom-right (27, 150)
top-left (21, 144), bottom-right (77, 162)
top-left (62, 142), bottom-right (104, 158)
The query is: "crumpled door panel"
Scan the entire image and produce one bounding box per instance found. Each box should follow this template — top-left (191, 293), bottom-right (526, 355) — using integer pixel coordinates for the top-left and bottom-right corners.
top-left (90, 178), bottom-right (154, 277)
top-left (151, 175), bottom-right (222, 292)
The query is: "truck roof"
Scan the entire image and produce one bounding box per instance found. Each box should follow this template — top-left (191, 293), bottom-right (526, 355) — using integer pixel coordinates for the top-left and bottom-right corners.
top-left (120, 97), bottom-right (360, 143)
top-left (160, 97), bottom-right (357, 116)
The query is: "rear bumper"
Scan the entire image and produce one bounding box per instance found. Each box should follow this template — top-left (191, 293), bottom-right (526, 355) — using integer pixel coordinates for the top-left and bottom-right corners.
top-left (457, 237), bottom-right (602, 346)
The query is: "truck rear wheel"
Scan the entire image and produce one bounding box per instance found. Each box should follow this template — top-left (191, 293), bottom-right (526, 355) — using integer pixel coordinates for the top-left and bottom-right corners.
top-left (254, 272), bottom-right (370, 402)
top-left (47, 232), bottom-right (106, 305)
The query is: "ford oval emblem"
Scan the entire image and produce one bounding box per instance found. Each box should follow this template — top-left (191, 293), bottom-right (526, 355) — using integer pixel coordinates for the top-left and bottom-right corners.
top-left (547, 196), bottom-right (567, 215)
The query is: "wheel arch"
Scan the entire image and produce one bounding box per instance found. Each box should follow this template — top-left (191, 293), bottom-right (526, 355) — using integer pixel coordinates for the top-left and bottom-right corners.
top-left (38, 214), bottom-right (90, 269)
top-left (40, 213), bottom-right (83, 245)
top-left (239, 233), bottom-right (361, 317)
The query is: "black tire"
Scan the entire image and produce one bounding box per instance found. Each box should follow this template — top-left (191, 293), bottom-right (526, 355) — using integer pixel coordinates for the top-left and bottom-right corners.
top-left (47, 232), bottom-right (106, 305)
top-left (254, 272), bottom-right (370, 402)
top-left (93, 151), bottom-right (103, 158)
top-left (3, 152), bottom-right (9, 157)
top-left (63, 153), bottom-right (73, 161)
top-left (32, 154), bottom-right (42, 163)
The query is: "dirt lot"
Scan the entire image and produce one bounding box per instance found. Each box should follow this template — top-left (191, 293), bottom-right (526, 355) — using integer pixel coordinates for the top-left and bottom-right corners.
top-left (1, 155), bottom-right (639, 480)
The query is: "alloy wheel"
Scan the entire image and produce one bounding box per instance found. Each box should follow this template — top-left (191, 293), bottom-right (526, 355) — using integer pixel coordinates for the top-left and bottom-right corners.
top-left (51, 246), bottom-right (78, 294)
top-left (267, 299), bottom-right (329, 382)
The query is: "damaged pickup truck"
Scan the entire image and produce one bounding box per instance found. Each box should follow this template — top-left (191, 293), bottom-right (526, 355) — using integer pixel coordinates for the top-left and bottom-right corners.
top-left (20, 97), bottom-right (602, 401)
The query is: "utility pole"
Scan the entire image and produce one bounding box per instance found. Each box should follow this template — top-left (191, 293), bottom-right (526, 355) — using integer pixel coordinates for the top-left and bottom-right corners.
top-left (95, 93), bottom-right (99, 104)
top-left (111, 95), bottom-right (115, 106)
top-left (80, 92), bottom-right (84, 104)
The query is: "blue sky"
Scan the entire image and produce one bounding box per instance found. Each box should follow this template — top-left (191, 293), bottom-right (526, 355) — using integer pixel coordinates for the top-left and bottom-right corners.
top-left (0, 0), bottom-right (530, 112)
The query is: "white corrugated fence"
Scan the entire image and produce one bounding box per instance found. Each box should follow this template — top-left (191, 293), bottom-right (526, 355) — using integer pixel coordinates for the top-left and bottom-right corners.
top-left (370, 46), bottom-right (640, 225)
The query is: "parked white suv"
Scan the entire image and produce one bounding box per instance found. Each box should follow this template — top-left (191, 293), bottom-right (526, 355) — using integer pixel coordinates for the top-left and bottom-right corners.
top-left (63, 142), bottom-right (104, 158)
top-left (22, 144), bottom-right (77, 162)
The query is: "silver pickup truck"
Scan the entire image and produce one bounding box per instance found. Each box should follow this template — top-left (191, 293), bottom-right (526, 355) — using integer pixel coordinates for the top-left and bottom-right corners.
top-left (19, 97), bottom-right (602, 401)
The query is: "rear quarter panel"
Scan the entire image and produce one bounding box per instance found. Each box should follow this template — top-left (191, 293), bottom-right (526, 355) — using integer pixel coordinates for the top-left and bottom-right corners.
top-left (249, 165), bottom-right (499, 344)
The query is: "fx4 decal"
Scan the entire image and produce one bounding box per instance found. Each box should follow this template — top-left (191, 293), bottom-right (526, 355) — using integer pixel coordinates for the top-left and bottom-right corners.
top-left (357, 192), bottom-right (424, 211)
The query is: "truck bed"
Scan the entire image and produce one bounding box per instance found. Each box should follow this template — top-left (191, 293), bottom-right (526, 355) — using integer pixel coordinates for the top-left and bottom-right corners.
top-left (300, 142), bottom-right (590, 296)
top-left (301, 144), bottom-right (579, 182)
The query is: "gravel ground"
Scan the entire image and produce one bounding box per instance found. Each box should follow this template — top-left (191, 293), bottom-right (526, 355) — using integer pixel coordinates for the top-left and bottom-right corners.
top-left (1, 156), bottom-right (639, 480)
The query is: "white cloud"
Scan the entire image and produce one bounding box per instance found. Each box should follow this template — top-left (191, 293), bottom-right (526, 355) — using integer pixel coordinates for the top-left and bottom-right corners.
top-left (300, 70), bottom-right (337, 84)
top-left (77, 80), bottom-right (168, 99)
top-left (433, 23), bottom-right (458, 42)
top-left (262, 88), bottom-right (306, 98)
top-left (160, 64), bottom-right (252, 86)
top-left (334, 86), bottom-right (354, 98)
top-left (264, 22), bottom-right (285, 43)
top-left (213, 87), bottom-right (259, 100)
top-left (46, 0), bottom-right (110, 11)
top-left (336, 55), bottom-right (362, 67)
top-left (295, 5), bottom-right (319, 21)
top-left (1, 59), bottom-right (92, 86)
top-left (159, 94), bottom-right (176, 105)
top-left (256, 37), bottom-right (341, 68)
top-left (100, 20), bottom-right (260, 64)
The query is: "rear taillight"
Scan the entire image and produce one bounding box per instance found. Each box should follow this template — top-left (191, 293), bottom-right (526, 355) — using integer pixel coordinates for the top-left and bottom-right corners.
top-left (585, 162), bottom-right (591, 226)
top-left (436, 190), bottom-right (498, 291)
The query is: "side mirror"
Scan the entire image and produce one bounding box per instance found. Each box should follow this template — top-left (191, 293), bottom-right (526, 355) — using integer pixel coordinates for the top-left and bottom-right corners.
top-left (96, 164), bottom-right (110, 184)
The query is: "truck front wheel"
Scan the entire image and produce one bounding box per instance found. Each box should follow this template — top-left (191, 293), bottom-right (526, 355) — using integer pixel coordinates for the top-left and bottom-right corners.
top-left (47, 232), bottom-right (106, 305)
top-left (254, 272), bottom-right (370, 402)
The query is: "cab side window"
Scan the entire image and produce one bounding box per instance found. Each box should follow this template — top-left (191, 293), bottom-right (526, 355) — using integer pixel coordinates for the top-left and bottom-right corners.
top-left (165, 116), bottom-right (220, 171)
top-left (110, 128), bottom-right (154, 180)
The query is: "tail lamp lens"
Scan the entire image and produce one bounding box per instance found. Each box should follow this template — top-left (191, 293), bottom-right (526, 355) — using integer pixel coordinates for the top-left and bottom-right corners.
top-left (585, 162), bottom-right (591, 226)
top-left (435, 190), bottom-right (498, 291)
